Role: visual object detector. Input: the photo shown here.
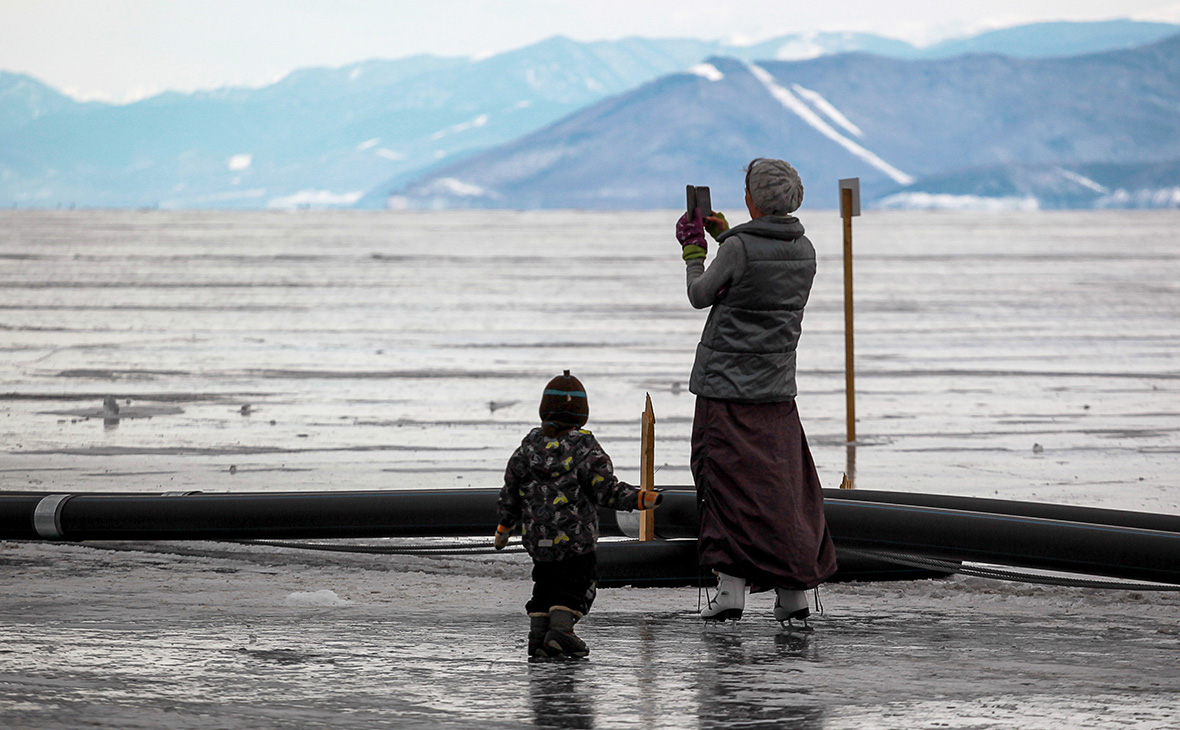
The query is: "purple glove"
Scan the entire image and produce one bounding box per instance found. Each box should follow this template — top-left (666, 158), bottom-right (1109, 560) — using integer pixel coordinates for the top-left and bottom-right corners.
top-left (676, 210), bottom-right (707, 261)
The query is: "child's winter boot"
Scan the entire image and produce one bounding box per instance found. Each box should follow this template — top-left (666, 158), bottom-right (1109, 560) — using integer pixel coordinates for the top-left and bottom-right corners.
top-left (544, 606), bottom-right (589, 658)
top-left (528, 612), bottom-right (551, 658)
top-left (774, 588), bottom-right (810, 629)
top-left (701, 571), bottom-right (746, 621)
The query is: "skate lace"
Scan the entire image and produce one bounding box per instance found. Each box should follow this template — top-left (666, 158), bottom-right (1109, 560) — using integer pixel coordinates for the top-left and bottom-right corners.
top-left (698, 566), bottom-right (724, 612)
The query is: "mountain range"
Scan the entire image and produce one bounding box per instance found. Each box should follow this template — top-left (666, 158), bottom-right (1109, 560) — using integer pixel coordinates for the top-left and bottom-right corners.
top-left (395, 33), bottom-right (1180, 210)
top-left (2, 19), bottom-right (1178, 211)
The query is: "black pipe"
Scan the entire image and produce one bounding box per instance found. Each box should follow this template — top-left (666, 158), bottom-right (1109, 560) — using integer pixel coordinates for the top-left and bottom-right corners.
top-left (9, 487), bottom-right (1176, 541)
top-left (3, 487), bottom-right (1178, 585)
top-left (824, 498), bottom-right (1180, 585)
top-left (595, 540), bottom-right (950, 588)
top-left (824, 488), bottom-right (1180, 534)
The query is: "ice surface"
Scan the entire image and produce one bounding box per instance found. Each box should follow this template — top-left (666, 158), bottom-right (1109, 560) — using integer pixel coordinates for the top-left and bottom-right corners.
top-left (1, 209), bottom-right (1178, 727)
top-left (283, 589), bottom-right (351, 607)
top-left (1, 540), bottom-right (1177, 729)
top-left (3, 209), bottom-right (1175, 510)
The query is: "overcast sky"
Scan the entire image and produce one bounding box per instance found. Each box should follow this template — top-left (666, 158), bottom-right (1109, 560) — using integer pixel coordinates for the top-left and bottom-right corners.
top-left (3, 0), bottom-right (1179, 102)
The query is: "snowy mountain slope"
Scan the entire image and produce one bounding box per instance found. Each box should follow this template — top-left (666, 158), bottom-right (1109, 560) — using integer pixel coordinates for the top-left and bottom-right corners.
top-left (388, 34), bottom-right (1180, 210)
top-left (0, 72), bottom-right (93, 134)
top-left (390, 58), bottom-right (917, 210)
top-left (876, 159), bottom-right (1180, 210)
top-left (0, 37), bottom-right (726, 209)
top-left (2, 21), bottom-right (1179, 209)
top-left (918, 19), bottom-right (1180, 59)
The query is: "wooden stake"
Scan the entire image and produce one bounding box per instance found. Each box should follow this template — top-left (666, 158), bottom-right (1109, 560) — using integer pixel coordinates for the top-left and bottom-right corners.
top-left (639, 393), bottom-right (655, 541)
top-left (841, 185), bottom-right (857, 446)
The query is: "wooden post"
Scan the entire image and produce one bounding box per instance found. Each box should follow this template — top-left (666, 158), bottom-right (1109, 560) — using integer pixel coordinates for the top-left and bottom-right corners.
top-left (839, 178), bottom-right (861, 447)
top-left (639, 393), bottom-right (655, 541)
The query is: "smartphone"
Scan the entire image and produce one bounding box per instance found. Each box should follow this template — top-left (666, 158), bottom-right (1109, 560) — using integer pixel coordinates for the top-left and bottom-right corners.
top-left (695, 186), bottom-right (711, 217)
top-left (686, 185), bottom-right (711, 217)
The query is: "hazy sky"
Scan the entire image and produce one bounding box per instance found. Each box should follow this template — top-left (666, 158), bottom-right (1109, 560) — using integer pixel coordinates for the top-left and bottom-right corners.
top-left (3, 0), bottom-right (1179, 102)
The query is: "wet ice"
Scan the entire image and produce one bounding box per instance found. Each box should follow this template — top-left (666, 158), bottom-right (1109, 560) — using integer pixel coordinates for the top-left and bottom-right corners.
top-left (1, 209), bottom-right (1179, 728)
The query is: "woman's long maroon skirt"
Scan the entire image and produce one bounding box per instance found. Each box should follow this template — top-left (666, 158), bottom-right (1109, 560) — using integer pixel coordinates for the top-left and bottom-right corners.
top-left (691, 396), bottom-right (837, 592)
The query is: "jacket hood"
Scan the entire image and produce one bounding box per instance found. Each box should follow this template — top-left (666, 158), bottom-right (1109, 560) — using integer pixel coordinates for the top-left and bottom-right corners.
top-left (521, 426), bottom-right (589, 480)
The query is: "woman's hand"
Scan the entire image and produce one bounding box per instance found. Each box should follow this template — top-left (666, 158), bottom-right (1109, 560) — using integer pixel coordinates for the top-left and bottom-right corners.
top-left (705, 211), bottom-right (729, 241)
top-left (676, 210), bottom-right (707, 261)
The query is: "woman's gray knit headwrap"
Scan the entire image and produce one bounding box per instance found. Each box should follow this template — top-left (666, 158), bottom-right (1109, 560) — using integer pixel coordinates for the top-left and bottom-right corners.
top-left (744, 158), bottom-right (804, 215)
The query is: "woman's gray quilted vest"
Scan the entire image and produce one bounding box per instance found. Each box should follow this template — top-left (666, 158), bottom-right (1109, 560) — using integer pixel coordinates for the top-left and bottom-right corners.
top-left (689, 217), bottom-right (816, 403)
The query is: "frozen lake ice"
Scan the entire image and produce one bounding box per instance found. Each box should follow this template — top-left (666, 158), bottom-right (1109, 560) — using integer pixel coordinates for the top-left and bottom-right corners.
top-left (2, 209), bottom-right (1177, 509)
top-left (2, 540), bottom-right (1178, 729)
top-left (1, 208), bottom-right (1179, 727)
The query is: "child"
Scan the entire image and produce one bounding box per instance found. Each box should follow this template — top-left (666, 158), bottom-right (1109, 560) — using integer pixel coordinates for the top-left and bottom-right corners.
top-left (494, 370), bottom-right (661, 659)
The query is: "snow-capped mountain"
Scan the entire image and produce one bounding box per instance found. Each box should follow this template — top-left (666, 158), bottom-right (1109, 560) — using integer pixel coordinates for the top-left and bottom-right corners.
top-left (1, 37), bottom-right (729, 209)
top-left (389, 33), bottom-right (1180, 210)
top-left (1, 20), bottom-right (1178, 210)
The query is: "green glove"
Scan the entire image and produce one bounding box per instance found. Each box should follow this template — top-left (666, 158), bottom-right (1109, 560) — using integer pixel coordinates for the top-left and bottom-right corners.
top-left (705, 212), bottom-right (729, 241)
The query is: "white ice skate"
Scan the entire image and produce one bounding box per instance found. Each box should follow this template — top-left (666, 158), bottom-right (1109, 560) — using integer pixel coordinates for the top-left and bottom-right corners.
top-left (701, 571), bottom-right (746, 622)
top-left (774, 588), bottom-right (811, 631)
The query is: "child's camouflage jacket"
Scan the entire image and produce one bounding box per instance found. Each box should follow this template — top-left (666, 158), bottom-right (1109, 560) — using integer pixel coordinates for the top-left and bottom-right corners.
top-left (498, 426), bottom-right (640, 562)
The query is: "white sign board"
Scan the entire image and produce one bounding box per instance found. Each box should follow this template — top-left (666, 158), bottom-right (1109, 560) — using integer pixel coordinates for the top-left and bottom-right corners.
top-left (839, 178), bottom-right (861, 217)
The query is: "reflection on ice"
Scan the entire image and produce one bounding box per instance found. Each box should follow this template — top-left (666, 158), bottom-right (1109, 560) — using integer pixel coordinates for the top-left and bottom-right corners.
top-left (528, 662), bottom-right (596, 729)
top-left (1, 538), bottom-right (1178, 728)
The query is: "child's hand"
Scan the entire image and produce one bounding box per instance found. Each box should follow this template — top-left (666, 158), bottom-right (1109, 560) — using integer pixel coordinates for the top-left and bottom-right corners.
top-left (638, 490), bottom-right (663, 510)
top-left (493, 524), bottom-right (511, 550)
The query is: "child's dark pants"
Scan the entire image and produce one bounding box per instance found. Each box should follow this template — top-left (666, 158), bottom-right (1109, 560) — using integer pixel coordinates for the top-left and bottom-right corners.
top-left (526, 551), bottom-right (597, 615)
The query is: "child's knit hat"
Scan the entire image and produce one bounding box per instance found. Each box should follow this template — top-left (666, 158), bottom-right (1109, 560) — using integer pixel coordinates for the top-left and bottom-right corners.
top-left (539, 370), bottom-right (589, 433)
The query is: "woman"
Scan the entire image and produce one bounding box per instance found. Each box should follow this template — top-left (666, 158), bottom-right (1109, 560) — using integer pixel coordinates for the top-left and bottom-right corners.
top-left (676, 158), bottom-right (837, 626)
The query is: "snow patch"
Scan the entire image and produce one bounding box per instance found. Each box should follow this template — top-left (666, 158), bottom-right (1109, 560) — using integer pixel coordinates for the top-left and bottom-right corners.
top-left (1056, 168), bottom-right (1108, 194)
top-left (348, 67), bottom-right (362, 82)
top-left (773, 35), bottom-right (826, 61)
top-left (267, 189), bottom-right (365, 209)
top-left (688, 63), bottom-right (725, 82)
top-left (1096, 187), bottom-right (1180, 208)
top-left (426, 178), bottom-right (487, 197)
top-left (430, 114), bottom-right (490, 141)
top-left (746, 63), bottom-right (914, 186)
top-left (356, 138), bottom-right (381, 151)
top-left (791, 83), bottom-right (863, 138)
top-left (376, 148), bottom-right (405, 161)
top-left (876, 192), bottom-right (1041, 212)
top-left (283, 589), bottom-right (350, 608)
top-left (227, 154), bottom-right (253, 172)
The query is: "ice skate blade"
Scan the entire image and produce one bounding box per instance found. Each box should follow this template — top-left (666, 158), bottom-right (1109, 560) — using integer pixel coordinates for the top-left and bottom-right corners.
top-left (701, 608), bottom-right (743, 623)
top-left (529, 653), bottom-right (586, 663)
top-left (773, 606), bottom-right (810, 623)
